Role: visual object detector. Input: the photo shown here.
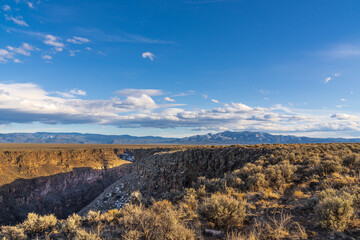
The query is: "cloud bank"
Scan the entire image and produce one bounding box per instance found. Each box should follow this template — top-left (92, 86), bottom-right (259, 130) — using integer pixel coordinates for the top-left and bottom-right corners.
top-left (0, 83), bottom-right (359, 134)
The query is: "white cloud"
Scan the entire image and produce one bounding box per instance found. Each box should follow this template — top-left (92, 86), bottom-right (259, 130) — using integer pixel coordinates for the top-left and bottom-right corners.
top-left (340, 98), bottom-right (346, 102)
top-left (56, 89), bottom-right (87, 98)
top-left (42, 55), bottom-right (52, 60)
top-left (7, 43), bottom-right (34, 56)
top-left (211, 99), bottom-right (219, 103)
top-left (116, 89), bottom-right (163, 97)
top-left (0, 43), bottom-right (35, 63)
top-left (70, 89), bottom-right (86, 96)
top-left (330, 113), bottom-right (357, 120)
top-left (324, 73), bottom-right (340, 84)
top-left (324, 76), bottom-right (332, 83)
top-left (142, 52), bottom-right (155, 61)
top-left (202, 94), bottom-right (208, 99)
top-left (26, 1), bottom-right (33, 8)
top-left (5, 15), bottom-right (28, 26)
top-left (67, 36), bottom-right (90, 44)
top-left (2, 5), bottom-right (11, 11)
top-left (44, 35), bottom-right (64, 51)
top-left (0, 49), bottom-right (13, 63)
top-left (164, 97), bottom-right (175, 102)
top-left (0, 83), bottom-right (360, 135)
top-left (85, 47), bottom-right (91, 51)
top-left (69, 50), bottom-right (81, 56)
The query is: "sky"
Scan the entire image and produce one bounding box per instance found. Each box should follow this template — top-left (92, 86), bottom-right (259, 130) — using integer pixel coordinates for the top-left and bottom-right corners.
top-left (1, 0), bottom-right (360, 138)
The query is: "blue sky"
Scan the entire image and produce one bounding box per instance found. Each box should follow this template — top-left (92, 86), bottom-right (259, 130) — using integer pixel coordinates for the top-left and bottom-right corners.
top-left (1, 0), bottom-right (360, 138)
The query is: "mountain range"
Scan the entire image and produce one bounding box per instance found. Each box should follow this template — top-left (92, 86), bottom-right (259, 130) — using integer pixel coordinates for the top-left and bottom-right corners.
top-left (0, 131), bottom-right (359, 145)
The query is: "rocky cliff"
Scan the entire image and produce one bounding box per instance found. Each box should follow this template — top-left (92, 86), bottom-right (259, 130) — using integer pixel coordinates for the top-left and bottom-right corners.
top-left (134, 145), bottom-right (274, 199)
top-left (82, 145), bottom-right (278, 212)
top-left (0, 145), bottom-right (152, 225)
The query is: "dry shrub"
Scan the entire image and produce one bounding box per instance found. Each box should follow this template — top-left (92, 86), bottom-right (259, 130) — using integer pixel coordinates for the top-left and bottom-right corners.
top-left (293, 190), bottom-right (311, 199)
top-left (0, 226), bottom-right (27, 240)
top-left (118, 201), bottom-right (195, 240)
top-left (128, 190), bottom-right (143, 205)
top-left (247, 173), bottom-right (268, 191)
top-left (178, 188), bottom-right (199, 225)
top-left (20, 213), bottom-right (57, 234)
top-left (196, 177), bottom-right (227, 193)
top-left (322, 156), bottom-right (343, 174)
top-left (265, 160), bottom-right (297, 189)
top-left (225, 171), bottom-right (243, 189)
top-left (260, 188), bottom-right (280, 199)
top-left (99, 209), bottom-right (122, 223)
top-left (87, 210), bottom-right (101, 224)
top-left (238, 161), bottom-right (297, 191)
top-left (122, 230), bottom-right (141, 240)
top-left (198, 193), bottom-right (246, 229)
top-left (248, 212), bottom-right (307, 240)
top-left (343, 154), bottom-right (360, 168)
top-left (72, 228), bottom-right (100, 240)
top-left (61, 213), bottom-right (83, 236)
top-left (316, 189), bottom-right (354, 232)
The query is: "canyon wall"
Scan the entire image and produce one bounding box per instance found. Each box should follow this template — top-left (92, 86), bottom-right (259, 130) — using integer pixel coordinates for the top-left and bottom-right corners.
top-left (0, 146), bottom-right (135, 225)
top-left (134, 145), bottom-right (279, 199)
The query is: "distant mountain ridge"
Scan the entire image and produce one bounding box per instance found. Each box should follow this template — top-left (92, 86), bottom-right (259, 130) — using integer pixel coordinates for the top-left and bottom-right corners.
top-left (0, 131), bottom-right (359, 145)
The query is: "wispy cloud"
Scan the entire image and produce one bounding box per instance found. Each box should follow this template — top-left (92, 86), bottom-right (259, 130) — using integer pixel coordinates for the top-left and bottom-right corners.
top-left (42, 55), bottom-right (52, 60)
top-left (7, 43), bottom-right (35, 56)
top-left (5, 15), bottom-right (28, 26)
top-left (56, 88), bottom-right (87, 98)
top-left (43, 34), bottom-right (64, 51)
top-left (172, 90), bottom-right (196, 97)
top-left (164, 97), bottom-right (175, 102)
top-left (0, 43), bottom-right (35, 63)
top-left (322, 44), bottom-right (360, 58)
top-left (69, 49), bottom-right (81, 56)
top-left (2, 5), bottom-right (11, 11)
top-left (324, 73), bottom-right (340, 84)
top-left (142, 52), bottom-right (155, 61)
top-left (77, 28), bottom-right (173, 44)
top-left (67, 36), bottom-right (90, 44)
top-left (116, 89), bottom-right (163, 97)
top-left (211, 99), bottom-right (219, 103)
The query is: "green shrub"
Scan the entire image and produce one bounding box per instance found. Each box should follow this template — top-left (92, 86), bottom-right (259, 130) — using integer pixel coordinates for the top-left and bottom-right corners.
top-left (316, 189), bottom-right (354, 231)
top-left (199, 193), bottom-right (246, 229)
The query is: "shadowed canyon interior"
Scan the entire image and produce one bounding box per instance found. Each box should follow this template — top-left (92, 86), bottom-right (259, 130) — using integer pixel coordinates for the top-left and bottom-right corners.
top-left (0, 144), bottom-right (172, 225)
